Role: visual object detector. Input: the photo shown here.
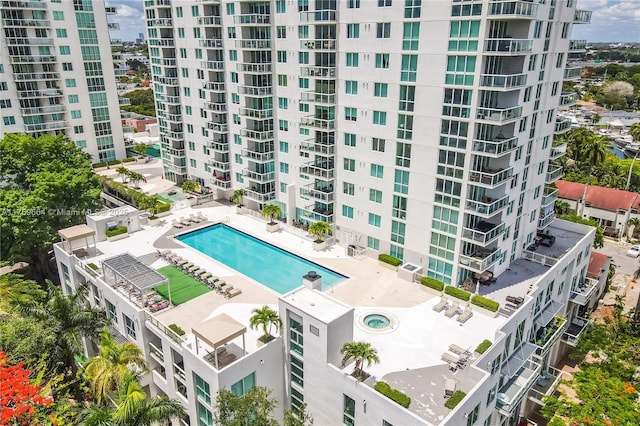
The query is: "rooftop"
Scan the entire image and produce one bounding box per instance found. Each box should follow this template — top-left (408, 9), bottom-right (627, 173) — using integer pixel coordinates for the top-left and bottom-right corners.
top-left (556, 180), bottom-right (639, 212)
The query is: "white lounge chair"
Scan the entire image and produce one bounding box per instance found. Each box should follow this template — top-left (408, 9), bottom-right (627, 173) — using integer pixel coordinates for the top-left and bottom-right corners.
top-left (179, 217), bottom-right (191, 226)
top-left (189, 213), bottom-right (201, 223)
top-left (226, 288), bottom-right (242, 299)
top-left (197, 211), bottom-right (207, 221)
top-left (433, 297), bottom-right (449, 312)
top-left (457, 309), bottom-right (473, 324)
top-left (445, 302), bottom-right (462, 318)
top-left (171, 219), bottom-right (183, 229)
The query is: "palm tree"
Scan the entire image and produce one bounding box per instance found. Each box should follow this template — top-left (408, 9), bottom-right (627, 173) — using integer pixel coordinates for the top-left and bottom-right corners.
top-left (308, 221), bottom-right (331, 243)
top-left (132, 143), bottom-right (149, 160)
top-left (578, 135), bottom-right (611, 216)
top-left (564, 127), bottom-right (594, 162)
top-left (554, 200), bottom-right (571, 216)
top-left (626, 218), bottom-right (640, 242)
top-left (0, 273), bottom-right (46, 313)
top-left (249, 306), bottom-right (282, 342)
top-left (115, 166), bottom-right (129, 183)
top-left (20, 282), bottom-right (108, 378)
top-left (81, 372), bottom-right (185, 426)
top-left (230, 188), bottom-right (246, 207)
top-left (84, 329), bottom-right (147, 404)
top-left (261, 204), bottom-right (282, 225)
top-left (630, 123), bottom-right (640, 142)
top-left (128, 171), bottom-right (145, 188)
top-left (138, 196), bottom-right (159, 218)
top-left (340, 341), bottom-right (380, 379)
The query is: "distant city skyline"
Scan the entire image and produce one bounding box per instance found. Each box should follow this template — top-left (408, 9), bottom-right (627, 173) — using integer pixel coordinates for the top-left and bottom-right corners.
top-left (107, 0), bottom-right (639, 43)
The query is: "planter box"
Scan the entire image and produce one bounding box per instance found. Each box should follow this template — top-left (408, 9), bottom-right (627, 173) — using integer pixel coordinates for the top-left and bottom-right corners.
top-left (148, 217), bottom-right (161, 226)
top-left (106, 233), bottom-right (129, 242)
top-left (266, 222), bottom-right (280, 233)
top-left (469, 302), bottom-right (500, 318)
top-left (419, 285), bottom-right (443, 296)
top-left (313, 240), bottom-right (326, 251)
top-left (93, 166), bottom-right (108, 172)
top-left (378, 261), bottom-right (399, 272)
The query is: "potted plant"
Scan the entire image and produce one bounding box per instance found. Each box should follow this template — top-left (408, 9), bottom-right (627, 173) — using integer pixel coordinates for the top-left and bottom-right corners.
top-left (308, 221), bottom-right (331, 251)
top-left (230, 189), bottom-right (246, 214)
top-left (261, 204), bottom-right (282, 232)
top-left (249, 306), bottom-right (282, 347)
top-left (340, 341), bottom-right (380, 382)
top-left (132, 143), bottom-right (149, 163)
top-left (139, 197), bottom-right (161, 226)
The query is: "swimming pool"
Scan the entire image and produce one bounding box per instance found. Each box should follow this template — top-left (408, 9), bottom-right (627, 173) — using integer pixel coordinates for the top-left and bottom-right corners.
top-left (177, 224), bottom-right (346, 293)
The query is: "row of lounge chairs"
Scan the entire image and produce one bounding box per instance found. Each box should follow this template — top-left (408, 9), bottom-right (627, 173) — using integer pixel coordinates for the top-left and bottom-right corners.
top-left (172, 212), bottom-right (207, 229)
top-left (442, 344), bottom-right (472, 372)
top-left (158, 250), bottom-right (242, 300)
top-left (432, 297), bottom-right (474, 323)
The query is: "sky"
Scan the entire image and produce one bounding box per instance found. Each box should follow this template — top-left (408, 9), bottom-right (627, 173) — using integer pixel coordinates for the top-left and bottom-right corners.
top-left (107, 0), bottom-right (640, 43)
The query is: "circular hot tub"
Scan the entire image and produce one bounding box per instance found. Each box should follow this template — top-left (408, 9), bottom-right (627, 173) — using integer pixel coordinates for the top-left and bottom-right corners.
top-left (358, 311), bottom-right (397, 333)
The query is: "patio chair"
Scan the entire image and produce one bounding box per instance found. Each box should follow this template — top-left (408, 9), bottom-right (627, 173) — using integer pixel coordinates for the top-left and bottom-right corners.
top-left (433, 297), bottom-right (449, 312)
top-left (222, 285), bottom-right (234, 297)
top-left (216, 281), bottom-right (227, 294)
top-left (179, 217), bottom-right (191, 226)
top-left (225, 288), bottom-right (242, 299)
top-left (457, 309), bottom-right (473, 324)
top-left (197, 211), bottom-right (207, 221)
top-left (449, 344), bottom-right (471, 356)
top-left (445, 302), bottom-right (462, 318)
top-left (189, 213), bottom-right (201, 223)
top-left (444, 379), bottom-right (456, 398)
top-left (171, 219), bottom-right (184, 229)
top-left (441, 352), bottom-right (459, 365)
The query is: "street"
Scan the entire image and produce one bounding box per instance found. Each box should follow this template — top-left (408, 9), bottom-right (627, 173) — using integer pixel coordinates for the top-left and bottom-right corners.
top-left (595, 239), bottom-right (640, 313)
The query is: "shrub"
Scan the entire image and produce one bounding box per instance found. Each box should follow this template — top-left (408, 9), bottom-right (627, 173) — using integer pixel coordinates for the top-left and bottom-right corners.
top-left (374, 381), bottom-right (411, 408)
top-left (87, 263), bottom-right (98, 270)
top-left (168, 324), bottom-right (185, 336)
top-left (105, 226), bottom-right (128, 238)
top-left (92, 162), bottom-right (107, 168)
top-left (107, 159), bottom-right (122, 166)
top-left (156, 202), bottom-right (171, 213)
top-left (378, 254), bottom-right (402, 267)
top-left (444, 390), bottom-right (466, 409)
top-left (471, 295), bottom-right (500, 312)
top-left (475, 339), bottom-right (492, 354)
top-left (420, 276), bottom-right (444, 292)
top-left (122, 157), bottom-right (136, 163)
top-left (444, 286), bottom-right (471, 301)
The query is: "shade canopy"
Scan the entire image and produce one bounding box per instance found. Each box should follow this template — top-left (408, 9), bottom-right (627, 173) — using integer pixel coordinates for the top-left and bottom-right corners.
top-left (193, 313), bottom-right (247, 349)
top-left (58, 224), bottom-right (96, 241)
top-left (101, 253), bottom-right (169, 292)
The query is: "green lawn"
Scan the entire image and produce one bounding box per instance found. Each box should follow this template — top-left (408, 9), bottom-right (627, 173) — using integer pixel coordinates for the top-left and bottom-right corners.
top-left (156, 265), bottom-right (210, 305)
top-left (153, 194), bottom-right (175, 204)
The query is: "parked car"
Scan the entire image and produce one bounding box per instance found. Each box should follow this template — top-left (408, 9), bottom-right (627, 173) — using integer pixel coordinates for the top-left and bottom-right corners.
top-left (626, 245), bottom-right (640, 258)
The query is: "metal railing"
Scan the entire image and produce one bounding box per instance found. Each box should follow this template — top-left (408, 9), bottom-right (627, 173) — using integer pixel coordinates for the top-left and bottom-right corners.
top-left (472, 136), bottom-right (518, 157)
top-left (145, 312), bottom-right (186, 344)
top-left (466, 194), bottom-right (510, 217)
top-left (479, 73), bottom-right (527, 89)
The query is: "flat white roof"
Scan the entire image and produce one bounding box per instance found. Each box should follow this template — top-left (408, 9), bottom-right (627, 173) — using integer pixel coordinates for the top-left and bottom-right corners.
top-left (281, 287), bottom-right (353, 324)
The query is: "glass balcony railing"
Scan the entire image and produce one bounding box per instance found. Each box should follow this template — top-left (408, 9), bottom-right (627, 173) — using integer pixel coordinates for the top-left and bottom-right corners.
top-left (300, 39), bottom-right (337, 50)
top-left (300, 10), bottom-right (336, 22)
top-left (211, 177), bottom-right (231, 189)
top-left (554, 118), bottom-right (571, 134)
top-left (241, 129), bottom-right (274, 141)
top-left (233, 14), bottom-right (270, 25)
top-left (173, 363), bottom-right (186, 381)
top-left (469, 166), bottom-right (513, 188)
top-left (209, 140), bottom-right (228, 151)
top-left (541, 186), bottom-right (558, 206)
top-left (244, 188), bottom-right (276, 203)
top-left (145, 312), bottom-right (186, 344)
top-left (300, 184), bottom-right (334, 202)
top-left (538, 211), bottom-right (555, 230)
top-left (476, 106), bottom-right (523, 124)
top-left (196, 16), bottom-right (221, 25)
top-left (238, 108), bottom-right (273, 119)
top-left (300, 66), bottom-right (336, 78)
top-left (148, 341), bottom-right (164, 362)
top-left (570, 277), bottom-right (599, 306)
top-left (479, 73), bottom-right (527, 90)
top-left (488, 0), bottom-right (538, 18)
top-left (462, 221), bottom-right (505, 245)
top-left (204, 101), bottom-right (226, 112)
top-left (207, 123), bottom-right (228, 133)
top-left (532, 317), bottom-right (566, 356)
top-left (201, 60), bottom-right (225, 70)
top-left (300, 116), bottom-right (335, 130)
top-left (235, 39), bottom-right (271, 49)
top-left (459, 248), bottom-right (501, 272)
top-left (238, 85), bottom-right (272, 96)
top-left (550, 142), bottom-right (567, 160)
top-left (200, 39), bottom-right (222, 48)
top-left (497, 357), bottom-right (541, 415)
top-left (236, 63), bottom-right (272, 73)
top-left (559, 92), bottom-right (578, 107)
top-left (574, 9), bottom-right (592, 24)
top-left (466, 194), bottom-right (510, 217)
top-left (545, 165), bottom-right (562, 183)
top-left (300, 161), bottom-right (335, 179)
top-left (242, 170), bottom-right (275, 182)
top-left (472, 136), bottom-right (518, 157)
top-left (241, 149), bottom-right (274, 162)
top-left (564, 66), bottom-right (581, 80)
top-left (148, 18), bottom-right (172, 26)
top-left (562, 317), bottom-right (589, 346)
top-left (569, 39), bottom-right (587, 51)
top-left (484, 38), bottom-right (533, 54)
top-left (301, 92), bottom-right (336, 104)
top-left (203, 81), bottom-right (225, 91)
top-left (528, 366), bottom-right (563, 405)
top-left (208, 160), bottom-right (230, 171)
top-left (300, 139), bottom-right (335, 155)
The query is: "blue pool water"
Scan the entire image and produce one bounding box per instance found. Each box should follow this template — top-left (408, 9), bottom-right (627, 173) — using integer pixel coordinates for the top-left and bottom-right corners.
top-left (177, 224), bottom-right (346, 293)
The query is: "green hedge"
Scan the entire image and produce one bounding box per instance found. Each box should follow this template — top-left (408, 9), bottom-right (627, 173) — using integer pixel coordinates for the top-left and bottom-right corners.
top-left (107, 159), bottom-right (122, 166)
top-left (420, 276), bottom-right (444, 292)
top-left (156, 202), bottom-right (171, 213)
top-left (444, 390), bottom-right (466, 409)
top-left (444, 286), bottom-right (471, 301)
top-left (168, 324), bottom-right (185, 336)
top-left (105, 226), bottom-right (128, 238)
top-left (471, 295), bottom-right (500, 312)
top-left (374, 381), bottom-right (411, 408)
top-left (378, 254), bottom-right (402, 267)
top-left (92, 162), bottom-right (107, 168)
top-left (87, 263), bottom-right (98, 270)
top-left (122, 157), bottom-right (136, 163)
top-left (475, 339), bottom-right (492, 354)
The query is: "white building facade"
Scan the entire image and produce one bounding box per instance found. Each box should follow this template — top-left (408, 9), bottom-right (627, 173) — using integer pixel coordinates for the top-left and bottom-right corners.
top-left (0, 0), bottom-right (126, 161)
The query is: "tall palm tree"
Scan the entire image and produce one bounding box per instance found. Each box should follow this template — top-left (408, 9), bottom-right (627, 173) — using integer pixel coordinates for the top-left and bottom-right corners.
top-left (132, 143), bottom-right (149, 159)
top-left (261, 204), bottom-right (282, 225)
top-left (340, 341), bottom-right (380, 378)
top-left (578, 135), bottom-right (611, 216)
top-left (230, 188), bottom-right (246, 207)
top-left (626, 218), bottom-right (640, 242)
top-left (84, 329), bottom-right (147, 404)
top-left (249, 306), bottom-right (282, 341)
top-left (20, 282), bottom-right (108, 378)
top-left (565, 127), bottom-right (594, 162)
top-left (115, 166), bottom-right (129, 184)
top-left (81, 372), bottom-right (185, 426)
top-left (308, 221), bottom-right (331, 243)
top-left (128, 171), bottom-right (145, 188)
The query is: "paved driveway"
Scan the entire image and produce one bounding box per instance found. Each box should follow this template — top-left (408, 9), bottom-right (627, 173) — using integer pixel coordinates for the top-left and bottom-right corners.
top-left (596, 239), bottom-right (640, 275)
top-left (596, 239), bottom-right (640, 313)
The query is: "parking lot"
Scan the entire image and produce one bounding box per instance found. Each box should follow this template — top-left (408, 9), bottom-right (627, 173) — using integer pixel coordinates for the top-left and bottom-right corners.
top-left (595, 239), bottom-right (640, 313)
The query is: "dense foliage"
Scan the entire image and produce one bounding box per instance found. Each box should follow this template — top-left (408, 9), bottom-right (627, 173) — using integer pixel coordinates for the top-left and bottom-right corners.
top-left (374, 381), bottom-right (411, 408)
top-left (573, 63), bottom-right (640, 110)
top-left (420, 276), bottom-right (444, 292)
top-left (444, 390), bottom-right (466, 409)
top-left (470, 295), bottom-right (500, 312)
top-left (475, 340), bottom-right (492, 355)
top-left (444, 285), bottom-right (471, 301)
top-left (121, 89), bottom-right (155, 117)
top-left (378, 254), bottom-right (402, 267)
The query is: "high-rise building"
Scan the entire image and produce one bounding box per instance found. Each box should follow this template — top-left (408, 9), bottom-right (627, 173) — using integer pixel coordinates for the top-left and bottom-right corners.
top-left (0, 0), bottom-right (126, 162)
top-left (146, 0), bottom-right (589, 290)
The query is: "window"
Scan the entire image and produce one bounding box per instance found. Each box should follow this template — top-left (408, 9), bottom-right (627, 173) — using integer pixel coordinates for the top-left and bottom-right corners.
top-left (466, 403), bottom-right (479, 426)
top-left (194, 373), bottom-right (211, 403)
top-left (56, 28), bottom-right (67, 37)
top-left (277, 50), bottom-right (287, 63)
top-left (278, 97), bottom-right (288, 109)
top-left (278, 74), bottom-right (288, 86)
top-left (53, 11), bottom-right (64, 20)
top-left (486, 386), bottom-right (496, 407)
top-left (299, 78), bottom-right (309, 88)
top-left (396, 142), bottom-right (412, 167)
top-left (0, 100), bottom-right (11, 108)
top-left (369, 189), bottom-right (382, 203)
top-left (279, 119), bottom-right (289, 131)
top-left (402, 22), bottom-right (420, 50)
top-left (227, 27), bottom-right (236, 38)
top-left (371, 163), bottom-right (384, 178)
top-left (373, 111), bottom-right (387, 125)
top-left (378, 0), bottom-right (392, 6)
top-left (197, 402), bottom-right (212, 426)
top-left (344, 158), bottom-right (355, 172)
top-left (276, 0), bottom-right (286, 13)
top-left (106, 300), bottom-right (117, 322)
top-left (345, 107), bottom-right (357, 121)
top-left (346, 53), bottom-right (359, 67)
top-left (377, 23), bottom-right (391, 38)
top-left (280, 141), bottom-right (289, 153)
top-left (451, 2), bottom-right (482, 16)
top-left (123, 314), bottom-right (136, 339)
top-left (299, 25), bottom-right (309, 39)
top-left (397, 114), bottom-right (414, 139)
top-left (280, 163), bottom-right (289, 174)
top-left (561, 22), bottom-right (570, 38)
top-left (342, 205), bottom-right (354, 219)
top-left (391, 220), bottom-right (406, 244)
top-left (3, 116), bottom-right (15, 125)
top-left (348, 0), bottom-right (360, 7)
top-left (299, 51), bottom-right (309, 64)
top-left (343, 394), bottom-right (356, 426)
top-left (347, 24), bottom-right (360, 38)
top-left (368, 236), bottom-right (380, 250)
top-left (445, 55), bottom-right (476, 86)
top-left (231, 372), bottom-right (255, 397)
top-left (59, 46), bottom-right (70, 55)
top-left (401, 54), bottom-right (418, 81)
top-left (373, 138), bottom-right (386, 152)
top-left (375, 53), bottom-right (389, 69)
top-left (393, 195), bottom-right (407, 219)
top-left (71, 110), bottom-right (82, 119)
top-left (277, 26), bottom-right (286, 38)
top-left (374, 83), bottom-right (388, 97)
top-left (343, 182), bottom-right (355, 195)
top-left (344, 133), bottom-right (356, 147)
top-left (226, 3), bottom-right (234, 14)
top-left (345, 80), bottom-right (358, 94)
top-left (369, 213), bottom-right (381, 227)
top-left (404, 0), bottom-right (421, 18)
top-left (191, 5), bottom-right (200, 16)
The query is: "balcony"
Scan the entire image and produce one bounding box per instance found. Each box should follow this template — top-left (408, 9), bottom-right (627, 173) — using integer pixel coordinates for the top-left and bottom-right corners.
top-left (562, 316), bottom-right (589, 346)
top-left (155, 76), bottom-right (179, 85)
top-left (207, 122), bottom-right (228, 133)
top-left (462, 221), bottom-right (505, 245)
top-left (203, 81), bottom-right (225, 91)
top-left (145, 312), bottom-right (186, 345)
top-left (459, 248), bottom-right (501, 272)
top-left (574, 9), bottom-right (592, 24)
top-left (469, 166), bottom-right (513, 188)
top-left (208, 160), bottom-right (230, 171)
top-left (300, 161), bottom-right (335, 179)
top-left (303, 204), bottom-right (334, 221)
top-left (541, 186), bottom-right (558, 207)
top-left (550, 142), bottom-right (567, 160)
top-left (532, 316), bottom-right (566, 356)
top-left (236, 63), bottom-right (272, 73)
top-left (239, 107), bottom-right (273, 119)
top-left (559, 92), bottom-right (578, 107)
top-left (173, 362), bottom-right (186, 382)
top-left (300, 92), bottom-right (336, 104)
top-left (241, 149), bottom-right (274, 162)
top-left (2, 18), bottom-right (50, 27)
top-left (538, 211), bottom-right (555, 230)
top-left (14, 72), bottom-right (59, 81)
top-left (300, 39), bottom-right (337, 51)
top-left (484, 38), bottom-right (533, 54)
top-left (24, 121), bottom-right (69, 132)
top-left (210, 177), bottom-right (231, 189)
top-left (564, 66), bottom-right (581, 80)
top-left (299, 139), bottom-right (335, 155)
top-left (545, 165), bottom-right (562, 184)
top-left (20, 105), bottom-right (67, 115)
top-left (235, 39), bottom-right (271, 49)
top-left (148, 18), bottom-right (172, 26)
top-left (239, 85), bottom-right (272, 96)
top-left (243, 170), bottom-right (275, 182)
top-left (209, 140), bottom-right (229, 151)
top-left (148, 341), bottom-right (164, 363)
top-left (472, 135), bottom-right (518, 157)
top-left (488, 1), bottom-right (538, 18)
top-left (149, 38), bottom-right (174, 46)
top-left (497, 351), bottom-right (541, 415)
top-left (241, 129), bottom-right (273, 141)
top-left (300, 116), bottom-right (335, 130)
top-left (300, 184), bottom-right (334, 202)
top-left (300, 66), bottom-right (336, 78)
top-left (528, 366), bottom-right (564, 405)
top-left (1, 1), bottom-right (48, 9)
top-left (11, 55), bottom-right (56, 63)
top-left (465, 194), bottom-right (509, 218)
top-left (570, 277), bottom-right (599, 306)
top-left (479, 73), bottom-right (527, 90)
top-left (233, 14), bottom-right (270, 25)
top-left (476, 106), bottom-right (523, 124)
top-left (299, 10), bottom-right (336, 22)
top-left (244, 188), bottom-right (275, 203)
top-left (554, 118), bottom-right (571, 134)
top-left (196, 16), bottom-right (221, 26)
top-left (6, 37), bottom-right (53, 46)
top-left (163, 162), bottom-right (187, 175)
top-left (200, 39), bottom-right (222, 48)
top-left (201, 60), bottom-right (224, 70)
top-left (569, 39), bottom-right (587, 52)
